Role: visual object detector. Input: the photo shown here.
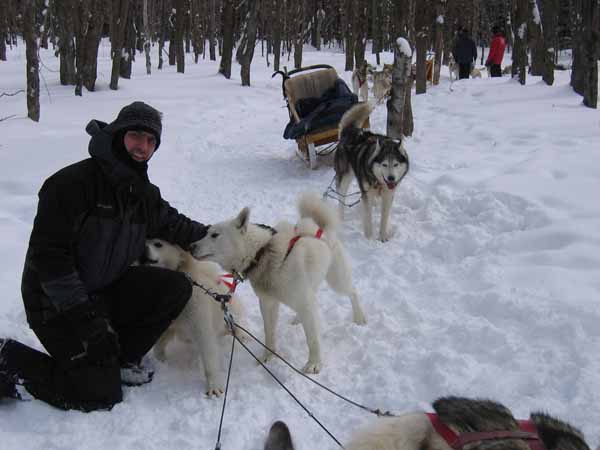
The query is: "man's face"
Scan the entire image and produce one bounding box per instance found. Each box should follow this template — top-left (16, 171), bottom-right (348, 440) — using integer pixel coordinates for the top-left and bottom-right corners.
top-left (123, 130), bottom-right (157, 162)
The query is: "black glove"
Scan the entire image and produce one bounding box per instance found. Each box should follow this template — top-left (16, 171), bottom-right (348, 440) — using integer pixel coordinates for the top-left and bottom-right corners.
top-left (64, 302), bottom-right (120, 363)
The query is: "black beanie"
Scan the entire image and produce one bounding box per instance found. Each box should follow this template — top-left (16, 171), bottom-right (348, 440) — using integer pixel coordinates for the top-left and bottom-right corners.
top-left (105, 101), bottom-right (163, 150)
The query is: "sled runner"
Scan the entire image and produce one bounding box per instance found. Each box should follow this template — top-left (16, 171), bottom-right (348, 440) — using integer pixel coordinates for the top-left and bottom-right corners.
top-left (273, 64), bottom-right (369, 169)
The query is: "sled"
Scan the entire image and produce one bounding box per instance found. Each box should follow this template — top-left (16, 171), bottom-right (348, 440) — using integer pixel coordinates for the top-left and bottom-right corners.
top-left (273, 64), bottom-right (369, 169)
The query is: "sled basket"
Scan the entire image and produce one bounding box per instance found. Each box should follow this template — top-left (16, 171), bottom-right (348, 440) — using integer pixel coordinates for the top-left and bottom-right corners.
top-left (273, 65), bottom-right (369, 169)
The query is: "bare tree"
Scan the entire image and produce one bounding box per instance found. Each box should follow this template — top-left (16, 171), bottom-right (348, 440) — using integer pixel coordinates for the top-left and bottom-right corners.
top-left (175, 0), bottom-right (186, 73)
top-left (414, 0), bottom-right (431, 94)
top-left (387, 37), bottom-right (413, 139)
top-left (110, 0), bottom-right (131, 90)
top-left (432, 0), bottom-right (447, 85)
top-left (56, 0), bottom-right (77, 85)
top-left (24, 0), bottom-right (40, 121)
top-left (272, 0), bottom-right (283, 71)
top-left (143, 0), bottom-right (152, 74)
top-left (581, 0), bottom-right (599, 108)
top-left (528, 0), bottom-right (544, 75)
top-left (219, 0), bottom-right (235, 78)
top-left (293, 0), bottom-right (307, 68)
top-left (538, 0), bottom-right (558, 85)
top-left (208, 0), bottom-right (217, 60)
top-left (238, 0), bottom-right (259, 85)
top-left (0, 0), bottom-right (7, 61)
top-left (512, 0), bottom-right (528, 85)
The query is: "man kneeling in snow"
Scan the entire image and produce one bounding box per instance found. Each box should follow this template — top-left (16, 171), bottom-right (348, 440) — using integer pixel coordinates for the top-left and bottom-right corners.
top-left (0, 102), bottom-right (208, 412)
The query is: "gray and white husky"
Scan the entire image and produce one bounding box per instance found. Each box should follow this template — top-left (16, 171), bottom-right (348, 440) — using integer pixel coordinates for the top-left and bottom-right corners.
top-left (334, 102), bottom-right (409, 241)
top-left (189, 192), bottom-right (366, 374)
top-left (141, 239), bottom-right (245, 397)
top-left (264, 396), bottom-right (595, 450)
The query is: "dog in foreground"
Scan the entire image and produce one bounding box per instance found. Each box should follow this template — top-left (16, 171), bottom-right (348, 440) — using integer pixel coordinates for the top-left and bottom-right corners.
top-left (141, 239), bottom-right (244, 396)
top-left (189, 192), bottom-right (366, 374)
top-left (264, 396), bottom-right (594, 450)
top-left (334, 102), bottom-right (409, 241)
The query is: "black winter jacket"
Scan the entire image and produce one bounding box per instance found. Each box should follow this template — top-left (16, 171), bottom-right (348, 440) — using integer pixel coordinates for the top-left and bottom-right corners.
top-left (452, 34), bottom-right (478, 65)
top-left (21, 120), bottom-right (208, 326)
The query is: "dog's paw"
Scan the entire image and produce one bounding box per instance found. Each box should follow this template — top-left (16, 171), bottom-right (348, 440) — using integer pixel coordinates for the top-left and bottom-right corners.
top-left (260, 351), bottom-right (275, 365)
top-left (205, 386), bottom-right (224, 398)
top-left (302, 360), bottom-right (321, 374)
top-left (353, 310), bottom-right (367, 325)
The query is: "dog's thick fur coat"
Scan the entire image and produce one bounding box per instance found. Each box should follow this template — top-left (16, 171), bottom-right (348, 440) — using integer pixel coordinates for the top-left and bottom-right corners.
top-left (189, 193), bottom-right (366, 374)
top-left (264, 396), bottom-right (594, 450)
top-left (142, 239), bottom-right (244, 396)
top-left (334, 102), bottom-right (409, 241)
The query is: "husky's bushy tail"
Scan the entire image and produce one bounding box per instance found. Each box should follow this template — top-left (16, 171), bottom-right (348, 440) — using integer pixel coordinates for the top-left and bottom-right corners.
top-left (297, 192), bottom-right (339, 238)
top-left (338, 102), bottom-right (373, 140)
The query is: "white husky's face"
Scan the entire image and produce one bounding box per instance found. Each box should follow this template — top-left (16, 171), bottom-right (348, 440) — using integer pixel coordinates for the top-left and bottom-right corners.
top-left (189, 207), bottom-right (250, 271)
top-left (142, 239), bottom-right (184, 270)
top-left (371, 139), bottom-right (409, 190)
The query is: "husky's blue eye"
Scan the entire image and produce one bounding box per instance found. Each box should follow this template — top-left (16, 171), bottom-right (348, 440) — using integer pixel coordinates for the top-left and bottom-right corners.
top-left (153, 242), bottom-right (163, 248)
top-left (211, 233), bottom-right (219, 238)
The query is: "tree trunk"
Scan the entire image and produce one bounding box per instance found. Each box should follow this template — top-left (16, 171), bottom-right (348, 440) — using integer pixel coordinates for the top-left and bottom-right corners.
top-left (219, 0), bottom-right (235, 78)
top-left (82, 1), bottom-right (106, 91)
top-left (344, 0), bottom-right (354, 71)
top-left (539, 0), bottom-right (558, 85)
top-left (240, 0), bottom-right (258, 86)
top-left (387, 37), bottom-right (413, 139)
top-left (294, 0), bottom-right (305, 69)
top-left (432, 0), bottom-right (446, 85)
top-left (143, 0), bottom-right (152, 74)
top-left (24, 0), bottom-right (40, 122)
top-left (582, 0), bottom-right (599, 108)
top-left (119, 5), bottom-right (135, 79)
top-left (208, 0), bottom-right (217, 60)
top-left (415, 0), bottom-right (429, 94)
top-left (570, 0), bottom-right (586, 95)
top-left (354, 0), bottom-right (368, 67)
top-left (0, 0), bottom-right (7, 61)
top-left (110, 0), bottom-right (130, 90)
top-left (175, 0), bottom-right (185, 73)
top-left (273, 0), bottom-right (282, 71)
top-left (528, 0), bottom-right (544, 75)
top-left (73, 0), bottom-right (91, 96)
top-left (512, 0), bottom-right (528, 85)
top-left (57, 0), bottom-right (77, 85)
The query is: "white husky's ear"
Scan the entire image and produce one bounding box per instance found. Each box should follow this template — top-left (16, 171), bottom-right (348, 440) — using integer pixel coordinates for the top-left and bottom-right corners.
top-left (234, 207), bottom-right (250, 233)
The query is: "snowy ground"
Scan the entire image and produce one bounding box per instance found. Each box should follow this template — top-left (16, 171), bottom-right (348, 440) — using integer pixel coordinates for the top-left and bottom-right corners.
top-left (1, 42), bottom-right (599, 450)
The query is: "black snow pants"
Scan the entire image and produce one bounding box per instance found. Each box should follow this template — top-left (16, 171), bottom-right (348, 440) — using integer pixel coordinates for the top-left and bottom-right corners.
top-left (458, 63), bottom-right (471, 79)
top-left (4, 266), bottom-right (191, 411)
top-left (490, 64), bottom-right (502, 77)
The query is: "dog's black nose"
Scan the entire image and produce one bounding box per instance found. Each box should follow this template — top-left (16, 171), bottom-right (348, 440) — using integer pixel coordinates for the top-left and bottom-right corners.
top-left (387, 175), bottom-right (396, 182)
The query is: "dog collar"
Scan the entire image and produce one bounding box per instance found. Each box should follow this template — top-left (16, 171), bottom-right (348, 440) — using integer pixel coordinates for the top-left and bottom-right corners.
top-left (239, 224), bottom-right (277, 278)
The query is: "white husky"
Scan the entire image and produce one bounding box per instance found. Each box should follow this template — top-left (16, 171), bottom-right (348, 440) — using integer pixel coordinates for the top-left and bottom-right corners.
top-left (189, 192), bottom-right (366, 374)
top-left (142, 239), bottom-right (244, 397)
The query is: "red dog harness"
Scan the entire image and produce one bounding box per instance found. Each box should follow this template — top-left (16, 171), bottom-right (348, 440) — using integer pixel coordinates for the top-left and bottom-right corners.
top-left (426, 414), bottom-right (546, 450)
top-left (286, 228), bottom-right (323, 258)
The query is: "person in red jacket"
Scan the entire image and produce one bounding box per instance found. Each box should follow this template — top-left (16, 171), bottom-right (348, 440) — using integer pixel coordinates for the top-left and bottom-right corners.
top-left (486, 26), bottom-right (507, 77)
